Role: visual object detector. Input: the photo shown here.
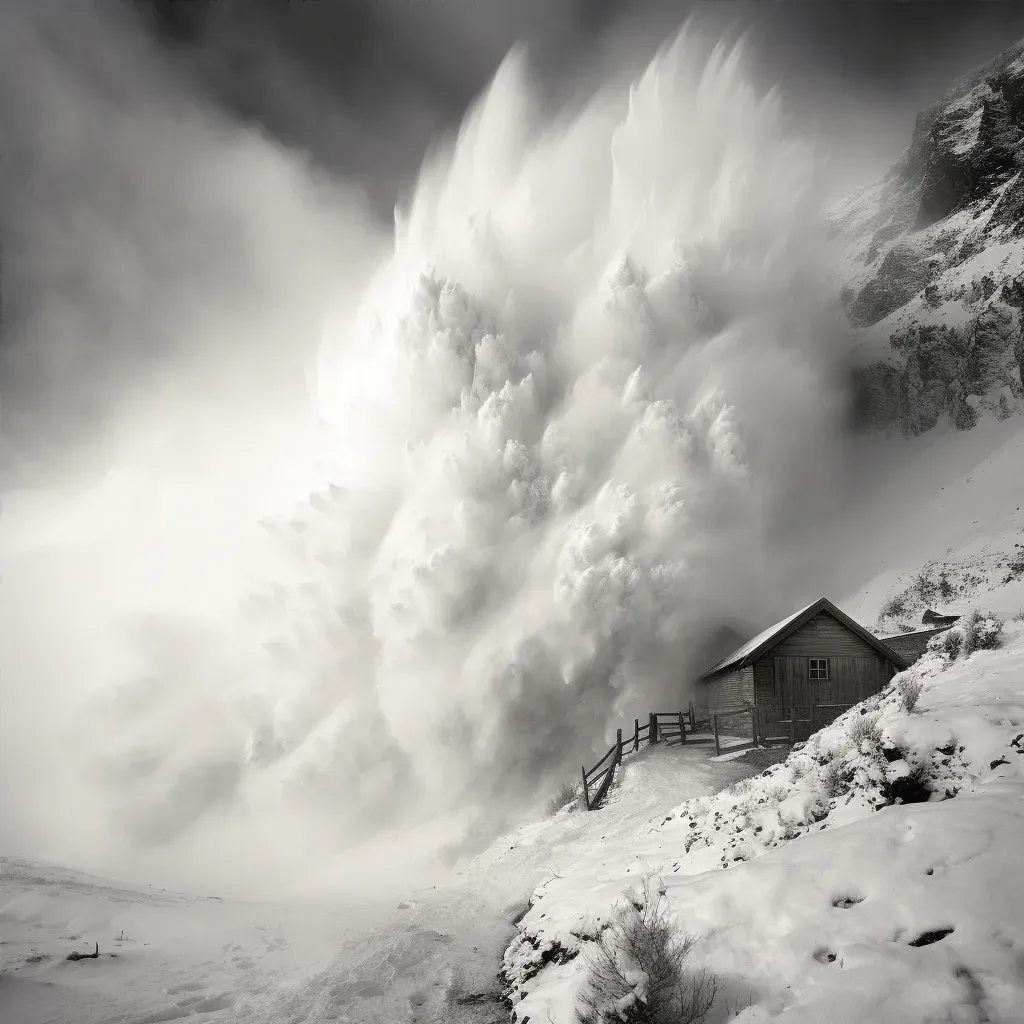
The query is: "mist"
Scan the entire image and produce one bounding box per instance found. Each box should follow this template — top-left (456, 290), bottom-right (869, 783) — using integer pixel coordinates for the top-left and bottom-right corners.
top-left (0, 3), bottom-right (900, 900)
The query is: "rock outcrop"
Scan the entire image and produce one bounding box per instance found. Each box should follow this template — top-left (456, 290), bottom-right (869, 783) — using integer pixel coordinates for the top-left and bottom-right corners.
top-left (832, 39), bottom-right (1024, 435)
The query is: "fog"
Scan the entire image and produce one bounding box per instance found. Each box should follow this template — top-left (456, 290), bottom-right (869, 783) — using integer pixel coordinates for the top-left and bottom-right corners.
top-left (0, 3), bottom-right (942, 899)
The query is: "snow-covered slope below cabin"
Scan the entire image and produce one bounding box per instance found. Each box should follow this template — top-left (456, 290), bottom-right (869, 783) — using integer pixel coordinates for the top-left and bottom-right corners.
top-left (503, 624), bottom-right (1024, 1024)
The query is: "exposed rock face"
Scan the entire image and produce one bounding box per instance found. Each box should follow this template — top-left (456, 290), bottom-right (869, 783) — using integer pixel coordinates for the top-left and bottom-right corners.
top-left (833, 39), bottom-right (1024, 436)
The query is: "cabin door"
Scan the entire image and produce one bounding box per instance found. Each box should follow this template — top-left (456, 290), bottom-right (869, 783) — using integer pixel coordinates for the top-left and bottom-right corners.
top-left (774, 656), bottom-right (811, 709)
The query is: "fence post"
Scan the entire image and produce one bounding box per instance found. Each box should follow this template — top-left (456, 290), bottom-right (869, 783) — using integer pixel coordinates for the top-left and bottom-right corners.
top-left (713, 714), bottom-right (721, 757)
top-left (616, 729), bottom-right (623, 765)
top-left (689, 703), bottom-right (696, 731)
top-left (678, 710), bottom-right (686, 744)
top-left (789, 707), bottom-right (796, 745)
top-left (633, 718), bottom-right (639, 752)
top-left (649, 712), bottom-right (658, 745)
top-left (582, 767), bottom-right (590, 811)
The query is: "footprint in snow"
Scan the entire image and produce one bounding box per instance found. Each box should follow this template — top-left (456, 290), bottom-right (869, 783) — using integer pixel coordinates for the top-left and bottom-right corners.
top-left (165, 981), bottom-right (204, 996)
top-left (132, 993), bottom-right (235, 1023)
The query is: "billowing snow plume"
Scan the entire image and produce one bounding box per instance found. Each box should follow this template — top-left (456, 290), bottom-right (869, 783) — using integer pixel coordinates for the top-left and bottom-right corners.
top-left (0, 16), bottom-right (856, 896)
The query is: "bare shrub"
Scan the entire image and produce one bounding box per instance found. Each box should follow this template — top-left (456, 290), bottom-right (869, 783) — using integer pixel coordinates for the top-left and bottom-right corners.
top-left (961, 609), bottom-right (1004, 655)
top-left (932, 609), bottom-right (1005, 662)
top-left (576, 875), bottom-right (717, 1024)
top-left (546, 779), bottom-right (581, 816)
top-left (821, 759), bottom-right (846, 800)
top-left (896, 675), bottom-right (923, 713)
top-left (847, 713), bottom-right (882, 747)
top-left (932, 626), bottom-right (962, 660)
top-left (879, 592), bottom-right (908, 620)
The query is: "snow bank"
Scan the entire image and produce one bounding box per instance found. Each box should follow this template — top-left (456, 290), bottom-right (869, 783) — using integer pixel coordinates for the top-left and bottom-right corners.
top-left (504, 624), bottom-right (1024, 1024)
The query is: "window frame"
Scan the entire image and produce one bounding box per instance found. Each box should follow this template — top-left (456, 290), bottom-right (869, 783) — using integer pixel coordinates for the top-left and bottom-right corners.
top-left (809, 658), bottom-right (830, 681)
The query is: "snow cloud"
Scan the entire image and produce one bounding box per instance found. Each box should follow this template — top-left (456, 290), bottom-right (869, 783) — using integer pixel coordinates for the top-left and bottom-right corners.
top-left (0, 7), bottom-right (861, 897)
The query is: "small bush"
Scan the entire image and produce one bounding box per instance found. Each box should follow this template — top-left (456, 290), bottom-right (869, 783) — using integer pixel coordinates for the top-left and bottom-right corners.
top-left (897, 675), bottom-right (923, 713)
top-left (821, 759), bottom-right (846, 800)
top-left (932, 626), bottom-right (962, 660)
top-left (880, 593), bottom-right (908, 620)
top-left (576, 875), bottom-right (717, 1024)
top-left (931, 609), bottom-right (1005, 662)
top-left (546, 780), bottom-right (581, 816)
top-left (1013, 608), bottom-right (1024, 623)
top-left (847, 713), bottom-right (882, 747)
top-left (961, 609), bottom-right (1004, 655)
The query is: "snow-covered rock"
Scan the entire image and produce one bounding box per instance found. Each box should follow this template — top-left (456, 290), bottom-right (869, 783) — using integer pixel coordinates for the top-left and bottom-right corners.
top-left (833, 38), bottom-right (1024, 437)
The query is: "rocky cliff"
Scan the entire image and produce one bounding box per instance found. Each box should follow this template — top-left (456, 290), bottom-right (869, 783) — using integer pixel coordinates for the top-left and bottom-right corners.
top-left (833, 38), bottom-right (1024, 434)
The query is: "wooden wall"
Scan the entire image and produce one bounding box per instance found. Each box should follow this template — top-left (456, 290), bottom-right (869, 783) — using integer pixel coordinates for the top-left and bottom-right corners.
top-left (704, 664), bottom-right (755, 713)
top-left (768, 655), bottom-right (894, 707)
top-left (770, 612), bottom-right (882, 659)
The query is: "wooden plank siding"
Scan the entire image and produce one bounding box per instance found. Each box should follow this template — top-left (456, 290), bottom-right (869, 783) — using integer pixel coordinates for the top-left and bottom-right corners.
top-left (770, 612), bottom-right (883, 659)
top-left (705, 664), bottom-right (754, 714)
top-left (756, 654), bottom-right (897, 740)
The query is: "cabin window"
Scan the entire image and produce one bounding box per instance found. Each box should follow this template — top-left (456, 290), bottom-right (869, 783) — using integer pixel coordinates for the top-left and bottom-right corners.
top-left (809, 658), bottom-right (830, 680)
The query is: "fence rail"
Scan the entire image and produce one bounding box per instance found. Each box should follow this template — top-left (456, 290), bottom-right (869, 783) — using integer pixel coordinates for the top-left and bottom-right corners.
top-left (582, 707), bottom-right (699, 810)
top-left (582, 699), bottom-right (860, 808)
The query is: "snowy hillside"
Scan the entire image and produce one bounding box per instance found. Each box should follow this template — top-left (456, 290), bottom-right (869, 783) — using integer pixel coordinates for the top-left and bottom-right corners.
top-left (833, 419), bottom-right (1024, 636)
top-left (502, 622), bottom-right (1024, 1024)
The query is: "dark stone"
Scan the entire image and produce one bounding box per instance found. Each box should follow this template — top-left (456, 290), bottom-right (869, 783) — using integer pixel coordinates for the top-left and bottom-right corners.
top-left (909, 927), bottom-right (954, 947)
top-left (884, 775), bottom-right (932, 805)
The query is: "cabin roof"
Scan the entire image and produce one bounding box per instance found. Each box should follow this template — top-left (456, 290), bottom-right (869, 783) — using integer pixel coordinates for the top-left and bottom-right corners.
top-left (878, 625), bottom-right (955, 642)
top-left (699, 597), bottom-right (910, 680)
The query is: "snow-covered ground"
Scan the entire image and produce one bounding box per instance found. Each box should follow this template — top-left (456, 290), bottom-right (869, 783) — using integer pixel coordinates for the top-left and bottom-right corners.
top-left (504, 623), bottom-right (1024, 1024)
top-left (0, 742), bottom-right (760, 1024)
top-left (836, 418), bottom-right (1024, 629)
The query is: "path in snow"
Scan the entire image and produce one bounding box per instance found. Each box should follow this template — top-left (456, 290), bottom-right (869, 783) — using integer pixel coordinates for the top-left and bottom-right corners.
top-left (0, 743), bottom-right (761, 1024)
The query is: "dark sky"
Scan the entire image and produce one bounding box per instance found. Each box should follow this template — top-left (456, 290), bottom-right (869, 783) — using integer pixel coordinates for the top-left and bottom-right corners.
top-left (4, 0), bottom-right (1024, 480)
top-left (140, 0), bottom-right (1024, 209)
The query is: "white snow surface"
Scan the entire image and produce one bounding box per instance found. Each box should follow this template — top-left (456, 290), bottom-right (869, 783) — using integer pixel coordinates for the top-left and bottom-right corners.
top-left (503, 626), bottom-right (1024, 1024)
top-left (0, 744), bottom-right (759, 1024)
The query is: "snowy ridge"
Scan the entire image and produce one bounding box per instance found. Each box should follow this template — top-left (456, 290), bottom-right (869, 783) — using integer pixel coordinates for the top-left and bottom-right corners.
top-left (829, 34), bottom-right (1024, 438)
top-left (502, 625), bottom-right (1024, 1024)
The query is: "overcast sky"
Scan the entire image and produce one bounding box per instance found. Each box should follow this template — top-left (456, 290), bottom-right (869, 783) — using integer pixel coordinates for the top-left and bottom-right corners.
top-left (141, 0), bottom-right (1024, 210)
top-left (4, 0), bottom-right (1024, 478)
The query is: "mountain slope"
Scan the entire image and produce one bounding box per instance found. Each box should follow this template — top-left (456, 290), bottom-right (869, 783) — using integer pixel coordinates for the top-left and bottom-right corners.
top-left (833, 38), bottom-right (1024, 436)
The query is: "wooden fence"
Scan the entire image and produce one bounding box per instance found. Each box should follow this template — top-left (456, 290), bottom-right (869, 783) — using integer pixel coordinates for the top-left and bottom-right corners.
top-left (582, 707), bottom-right (698, 811)
top-left (582, 700), bottom-right (862, 808)
top-left (711, 707), bottom-right (757, 757)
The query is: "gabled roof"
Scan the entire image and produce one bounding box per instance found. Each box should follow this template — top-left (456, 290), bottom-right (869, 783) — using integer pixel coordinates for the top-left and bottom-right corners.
top-left (699, 598), bottom-right (910, 680)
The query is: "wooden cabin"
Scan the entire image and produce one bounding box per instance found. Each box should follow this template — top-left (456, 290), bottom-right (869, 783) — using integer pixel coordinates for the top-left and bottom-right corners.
top-left (698, 598), bottom-right (909, 743)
